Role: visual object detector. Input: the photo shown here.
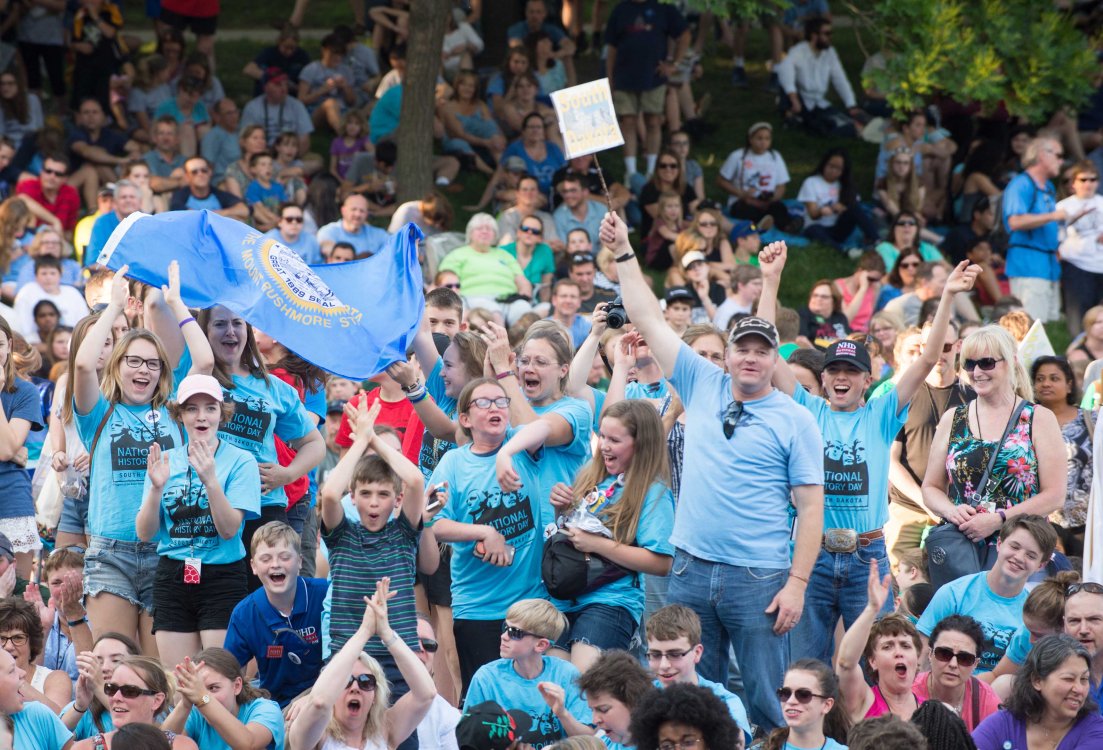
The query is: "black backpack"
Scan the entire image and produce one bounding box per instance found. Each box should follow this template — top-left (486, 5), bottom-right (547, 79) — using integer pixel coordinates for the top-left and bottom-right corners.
top-left (541, 530), bottom-right (637, 601)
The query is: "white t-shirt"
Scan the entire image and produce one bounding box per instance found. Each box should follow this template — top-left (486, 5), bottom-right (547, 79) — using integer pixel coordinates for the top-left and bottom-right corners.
top-left (719, 148), bottom-right (790, 208)
top-left (1057, 194), bottom-right (1103, 273)
top-left (12, 283), bottom-right (89, 343)
top-left (417, 695), bottom-right (461, 750)
top-left (797, 174), bottom-right (841, 227)
top-left (713, 297), bottom-right (752, 332)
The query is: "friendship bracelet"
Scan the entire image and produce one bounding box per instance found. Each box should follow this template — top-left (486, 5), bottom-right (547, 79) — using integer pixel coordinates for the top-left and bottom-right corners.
top-left (495, 371), bottom-right (514, 380)
top-left (788, 573), bottom-right (809, 585)
top-left (177, 316), bottom-right (196, 328)
top-left (408, 391), bottom-right (429, 404)
top-left (614, 251), bottom-right (635, 263)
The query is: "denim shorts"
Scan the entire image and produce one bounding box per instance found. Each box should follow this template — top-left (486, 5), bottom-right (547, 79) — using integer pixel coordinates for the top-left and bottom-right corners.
top-left (57, 494), bottom-right (89, 535)
top-left (83, 535), bottom-right (160, 613)
top-left (554, 603), bottom-right (638, 652)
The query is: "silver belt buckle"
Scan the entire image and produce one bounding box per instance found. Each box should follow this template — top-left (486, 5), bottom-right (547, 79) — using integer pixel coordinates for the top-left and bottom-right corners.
top-left (823, 528), bottom-right (858, 554)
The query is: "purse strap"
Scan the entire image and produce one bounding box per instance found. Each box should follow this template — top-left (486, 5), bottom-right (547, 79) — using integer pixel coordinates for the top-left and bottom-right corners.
top-left (970, 399), bottom-right (1026, 507)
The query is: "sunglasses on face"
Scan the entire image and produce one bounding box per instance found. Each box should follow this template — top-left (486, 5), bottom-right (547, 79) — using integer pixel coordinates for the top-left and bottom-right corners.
top-left (346, 674), bottom-right (378, 691)
top-left (42, 167), bottom-right (66, 177)
top-left (519, 225), bottom-right (542, 235)
top-left (896, 220), bottom-right (918, 227)
top-left (104, 682), bottom-right (158, 699)
top-left (899, 261), bottom-right (920, 269)
top-left (776, 686), bottom-right (828, 704)
top-left (502, 623), bottom-right (541, 641)
top-left (282, 215), bottom-right (304, 223)
top-left (443, 282), bottom-right (461, 289)
top-left (658, 162), bottom-right (679, 170)
top-left (420, 638), bottom-right (439, 653)
top-left (931, 646), bottom-right (977, 667)
top-left (964, 357), bottom-right (1003, 371)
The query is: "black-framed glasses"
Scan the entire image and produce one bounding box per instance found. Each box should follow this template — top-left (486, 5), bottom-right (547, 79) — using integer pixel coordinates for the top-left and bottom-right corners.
top-left (420, 638), bottom-right (439, 653)
top-left (1076, 176), bottom-right (1100, 183)
top-left (346, 674), bottom-right (377, 691)
top-left (187, 167), bottom-right (211, 175)
top-left (964, 357), bottom-right (1003, 372)
top-left (502, 623), bottom-right (541, 641)
top-left (1068, 582), bottom-right (1103, 596)
top-left (471, 397), bottom-right (511, 409)
top-left (281, 215), bottom-right (304, 223)
top-left (776, 686), bottom-right (828, 704)
top-left (722, 401), bottom-right (745, 440)
top-left (899, 260), bottom-right (920, 268)
top-left (658, 162), bottom-right (679, 170)
top-left (122, 355), bottom-right (163, 371)
top-left (931, 646), bottom-right (977, 667)
top-left (895, 219), bottom-right (918, 227)
top-left (646, 649), bottom-right (690, 662)
top-left (444, 282), bottom-right (461, 289)
top-left (104, 682), bottom-right (158, 699)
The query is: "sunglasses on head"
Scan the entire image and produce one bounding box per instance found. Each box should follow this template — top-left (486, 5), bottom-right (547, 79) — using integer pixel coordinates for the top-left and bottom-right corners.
top-left (776, 686), bottom-right (828, 704)
top-left (931, 646), bottom-right (977, 667)
top-left (1068, 582), bottom-right (1103, 596)
top-left (104, 682), bottom-right (158, 699)
top-left (964, 357), bottom-right (1003, 371)
top-left (346, 674), bottom-right (377, 691)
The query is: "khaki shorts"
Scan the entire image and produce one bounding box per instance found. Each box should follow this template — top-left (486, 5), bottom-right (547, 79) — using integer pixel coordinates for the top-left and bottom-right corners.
top-left (613, 85), bottom-right (667, 116)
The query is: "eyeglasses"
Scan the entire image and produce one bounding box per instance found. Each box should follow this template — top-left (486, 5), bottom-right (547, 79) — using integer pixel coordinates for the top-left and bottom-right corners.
top-left (931, 646), bottom-right (977, 667)
top-left (658, 738), bottom-right (701, 750)
top-left (895, 219), bottom-right (918, 227)
top-left (502, 623), bottom-right (542, 641)
top-left (722, 401), bottom-right (745, 440)
top-left (1076, 176), bottom-right (1100, 183)
top-left (899, 261), bottom-right (920, 269)
top-left (104, 682), bottom-right (158, 699)
top-left (443, 282), bottom-right (461, 289)
top-left (42, 167), bottom-right (66, 177)
top-left (517, 356), bottom-right (559, 368)
top-left (519, 226), bottom-right (542, 235)
top-left (646, 649), bottom-right (690, 662)
top-left (1068, 582), bottom-right (1103, 596)
top-left (282, 215), bottom-right (304, 223)
top-left (658, 162), bottom-right (679, 170)
top-left (963, 357), bottom-right (1003, 371)
top-left (345, 674), bottom-right (378, 691)
top-left (122, 355), bottom-right (163, 371)
top-left (697, 221), bottom-right (718, 228)
top-left (471, 396), bottom-right (511, 409)
top-left (188, 167), bottom-right (211, 175)
top-left (419, 638), bottom-right (439, 653)
top-left (0, 633), bottom-right (28, 647)
top-left (776, 686), bottom-right (829, 704)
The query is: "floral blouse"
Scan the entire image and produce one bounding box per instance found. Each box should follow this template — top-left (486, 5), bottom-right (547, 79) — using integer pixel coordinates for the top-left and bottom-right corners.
top-left (1052, 410), bottom-right (1093, 528)
top-left (945, 402), bottom-right (1038, 509)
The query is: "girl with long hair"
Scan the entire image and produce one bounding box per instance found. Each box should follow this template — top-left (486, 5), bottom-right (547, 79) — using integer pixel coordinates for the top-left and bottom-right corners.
top-left (441, 69), bottom-right (506, 177)
top-left (876, 147), bottom-right (924, 220)
top-left (876, 210), bottom-right (944, 271)
top-left (800, 147), bottom-right (878, 250)
top-left (63, 631), bottom-right (141, 738)
top-left (0, 197), bottom-right (32, 280)
top-left (764, 658), bottom-right (850, 750)
top-left (639, 149), bottom-right (697, 239)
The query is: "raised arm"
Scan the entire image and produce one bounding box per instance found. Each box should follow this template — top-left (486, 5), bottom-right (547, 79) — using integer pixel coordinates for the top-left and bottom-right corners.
top-left (386, 362), bottom-right (459, 441)
top-left (755, 241), bottom-right (799, 396)
top-left (318, 401), bottom-right (380, 530)
top-left (374, 578), bottom-right (436, 747)
top-left (565, 304), bottom-right (609, 407)
top-left (598, 212), bottom-right (682, 376)
top-left (603, 331), bottom-right (638, 409)
top-left (74, 267), bottom-right (128, 414)
top-left (145, 261), bottom-right (214, 373)
top-left (837, 562), bottom-right (889, 721)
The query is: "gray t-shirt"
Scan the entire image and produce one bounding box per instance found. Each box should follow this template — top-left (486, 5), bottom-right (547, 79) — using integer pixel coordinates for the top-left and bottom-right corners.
top-left (240, 94), bottom-right (314, 144)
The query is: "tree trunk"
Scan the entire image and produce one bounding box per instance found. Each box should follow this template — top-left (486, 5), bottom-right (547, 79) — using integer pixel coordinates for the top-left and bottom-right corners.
top-left (395, 0), bottom-right (450, 203)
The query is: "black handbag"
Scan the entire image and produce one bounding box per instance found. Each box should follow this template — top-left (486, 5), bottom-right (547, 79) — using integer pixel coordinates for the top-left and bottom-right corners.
top-left (927, 400), bottom-right (1026, 590)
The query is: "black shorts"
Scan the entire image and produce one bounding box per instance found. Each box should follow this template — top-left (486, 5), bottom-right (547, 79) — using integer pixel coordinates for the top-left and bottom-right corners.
top-left (418, 545), bottom-right (452, 607)
top-left (152, 557), bottom-right (247, 633)
top-left (158, 8), bottom-right (218, 36)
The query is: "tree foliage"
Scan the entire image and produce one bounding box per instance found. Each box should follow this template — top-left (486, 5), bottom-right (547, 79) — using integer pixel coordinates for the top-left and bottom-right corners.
top-left (849, 0), bottom-right (1097, 122)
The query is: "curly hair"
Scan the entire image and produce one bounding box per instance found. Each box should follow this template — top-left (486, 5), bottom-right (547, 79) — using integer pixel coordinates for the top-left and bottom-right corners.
top-left (909, 699), bottom-right (976, 750)
top-left (0, 598), bottom-right (44, 661)
top-left (628, 683), bottom-right (742, 750)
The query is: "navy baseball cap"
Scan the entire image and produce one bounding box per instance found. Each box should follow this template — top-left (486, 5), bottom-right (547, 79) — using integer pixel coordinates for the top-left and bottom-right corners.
top-left (822, 339), bottom-right (872, 373)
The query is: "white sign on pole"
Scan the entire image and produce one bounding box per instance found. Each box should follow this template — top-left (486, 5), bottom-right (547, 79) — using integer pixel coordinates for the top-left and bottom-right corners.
top-left (550, 79), bottom-right (624, 159)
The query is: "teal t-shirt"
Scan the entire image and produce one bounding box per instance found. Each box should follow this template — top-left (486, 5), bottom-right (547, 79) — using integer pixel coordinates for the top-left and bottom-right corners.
top-left (418, 358), bottom-right (458, 481)
top-left (142, 440), bottom-right (262, 563)
top-left (532, 395), bottom-right (593, 485)
top-left (1005, 623), bottom-right (1032, 665)
top-left (183, 697), bottom-right (285, 750)
top-left (501, 241), bottom-right (556, 287)
top-left (916, 572), bottom-right (1026, 673)
top-left (13, 701), bottom-right (72, 750)
top-left (62, 700), bottom-right (114, 740)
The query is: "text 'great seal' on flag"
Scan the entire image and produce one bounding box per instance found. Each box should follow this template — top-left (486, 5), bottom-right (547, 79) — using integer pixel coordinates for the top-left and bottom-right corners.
top-left (98, 209), bottom-right (424, 380)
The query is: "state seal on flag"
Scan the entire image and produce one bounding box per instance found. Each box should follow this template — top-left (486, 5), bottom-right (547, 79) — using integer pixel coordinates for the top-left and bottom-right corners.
top-left (261, 239), bottom-right (349, 315)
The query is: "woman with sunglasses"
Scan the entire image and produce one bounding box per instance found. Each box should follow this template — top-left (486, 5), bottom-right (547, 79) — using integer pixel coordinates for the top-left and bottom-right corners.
top-left (912, 615), bottom-right (1000, 731)
top-left (882, 248), bottom-right (924, 308)
top-left (63, 631), bottom-right (141, 738)
top-left (972, 634), bottom-right (1103, 749)
top-left (501, 214), bottom-right (556, 304)
top-left (289, 578), bottom-right (435, 750)
top-left (639, 148), bottom-right (699, 239)
top-left (876, 210), bottom-right (944, 272)
top-left (921, 326), bottom-right (1064, 547)
top-left (764, 658), bottom-right (850, 750)
top-left (74, 264), bottom-right (211, 655)
top-left (71, 656), bottom-right (197, 750)
top-left (1056, 161), bottom-right (1103, 333)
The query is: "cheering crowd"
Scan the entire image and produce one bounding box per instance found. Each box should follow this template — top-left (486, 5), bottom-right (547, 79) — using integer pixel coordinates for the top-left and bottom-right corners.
top-left (3, 1), bottom-right (1103, 750)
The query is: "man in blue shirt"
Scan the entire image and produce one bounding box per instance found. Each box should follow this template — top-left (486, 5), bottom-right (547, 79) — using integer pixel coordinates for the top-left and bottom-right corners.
top-left (545, 279), bottom-right (589, 349)
top-left (553, 172), bottom-right (605, 247)
top-left (603, 211), bottom-right (824, 732)
top-left (168, 156), bottom-right (249, 220)
top-left (85, 180), bottom-right (141, 266)
top-left (317, 193), bottom-right (390, 259)
top-left (224, 521), bottom-right (328, 707)
top-left (1003, 135), bottom-right (1066, 322)
top-left (758, 240), bottom-right (980, 663)
top-left (263, 202), bottom-right (322, 264)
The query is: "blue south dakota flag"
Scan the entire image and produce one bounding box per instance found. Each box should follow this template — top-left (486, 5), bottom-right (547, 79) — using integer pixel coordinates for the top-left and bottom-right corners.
top-left (98, 209), bottom-right (424, 379)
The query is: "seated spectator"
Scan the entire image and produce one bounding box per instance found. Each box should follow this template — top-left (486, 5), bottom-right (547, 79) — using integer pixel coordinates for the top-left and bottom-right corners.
top-left (347, 141), bottom-right (398, 215)
top-left (714, 265), bottom-right (764, 331)
top-left (442, 13), bottom-right (483, 79)
top-left (222, 125), bottom-right (270, 199)
top-left (72, 188), bottom-right (113, 264)
top-left (527, 29), bottom-right (567, 94)
top-left (486, 48), bottom-right (538, 121)
top-left (497, 72), bottom-right (559, 147)
top-left (374, 43), bottom-right (406, 101)
top-left (67, 98), bottom-right (139, 212)
top-left (883, 262), bottom-right (956, 327)
top-left (663, 287), bottom-right (695, 335)
top-left (880, 111), bottom-right (957, 224)
top-left (876, 210), bottom-right (944, 270)
top-left (568, 250), bottom-right (616, 314)
top-left (508, 0), bottom-right (576, 65)
top-left (834, 251), bottom-right (886, 333)
top-left (13, 256), bottom-right (89, 342)
top-left (681, 250), bottom-right (726, 325)
top-left (913, 614), bottom-right (1000, 731)
top-left (329, 111), bottom-right (370, 184)
top-left (502, 113), bottom-right (566, 199)
top-left (876, 149), bottom-right (925, 225)
top-left (388, 191), bottom-right (453, 237)
top-left (641, 150), bottom-right (698, 238)
top-left (15, 154), bottom-right (79, 232)
top-left (498, 174), bottom-right (560, 249)
top-left (85, 180), bottom-right (142, 266)
top-left (501, 213), bottom-right (555, 303)
top-left (244, 151), bottom-right (285, 231)
top-left (243, 26), bottom-right (311, 96)
top-left (200, 98), bottom-right (242, 187)
top-left (120, 159), bottom-right (163, 215)
top-left (265, 202), bottom-right (322, 264)
top-left (799, 279), bottom-right (851, 348)
top-left (550, 153), bottom-right (630, 214)
top-left (967, 238), bottom-right (1010, 309)
top-left (128, 55), bottom-right (174, 143)
top-left (330, 24), bottom-right (380, 105)
top-left (629, 683), bottom-right (744, 750)
top-left (953, 140), bottom-right (1006, 226)
top-left (0, 597), bottom-right (71, 712)
top-left (317, 194), bottom-right (390, 259)
top-left (168, 156), bottom-right (249, 221)
top-left (799, 147), bottom-right (878, 250)
top-left (153, 76), bottom-right (211, 158)
top-left (545, 278), bottom-right (588, 348)
top-left (272, 131), bottom-right (307, 204)
top-left (775, 16), bottom-right (863, 137)
top-left (142, 117), bottom-right (187, 196)
top-left (441, 70), bottom-right (506, 177)
top-left (689, 208), bottom-right (735, 283)
top-left (576, 651), bottom-right (658, 750)
top-left (13, 227), bottom-right (81, 292)
top-left (438, 213), bottom-right (533, 324)
top-left (718, 122), bottom-right (795, 232)
top-left (327, 241), bottom-right (357, 263)
top-left (299, 33), bottom-right (358, 134)
top-left (0, 72), bottom-right (44, 160)
top-left (241, 67), bottom-right (313, 155)
top-left (942, 195), bottom-right (1001, 265)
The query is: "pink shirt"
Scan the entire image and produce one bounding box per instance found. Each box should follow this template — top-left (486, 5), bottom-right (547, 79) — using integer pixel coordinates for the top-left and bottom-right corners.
top-left (865, 685), bottom-right (923, 720)
top-left (912, 671), bottom-right (1001, 731)
top-left (835, 277), bottom-right (877, 332)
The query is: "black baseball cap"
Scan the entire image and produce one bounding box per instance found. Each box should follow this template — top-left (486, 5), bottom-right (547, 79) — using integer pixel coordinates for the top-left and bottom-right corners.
top-left (664, 287), bottom-right (695, 306)
top-left (822, 339), bottom-right (872, 373)
top-left (456, 702), bottom-right (531, 750)
top-left (326, 400), bottom-right (347, 416)
top-left (728, 316), bottom-right (779, 348)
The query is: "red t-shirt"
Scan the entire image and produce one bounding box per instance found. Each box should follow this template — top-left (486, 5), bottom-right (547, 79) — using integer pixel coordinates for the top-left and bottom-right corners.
top-left (336, 390), bottom-right (424, 465)
top-left (161, 0), bottom-right (220, 18)
top-left (16, 180), bottom-right (81, 232)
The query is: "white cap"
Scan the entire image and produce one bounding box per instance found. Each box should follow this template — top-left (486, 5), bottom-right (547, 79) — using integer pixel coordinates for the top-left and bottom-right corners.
top-left (176, 374), bottom-right (224, 404)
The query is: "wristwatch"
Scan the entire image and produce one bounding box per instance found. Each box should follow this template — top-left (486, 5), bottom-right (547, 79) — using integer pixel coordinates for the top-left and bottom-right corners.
top-left (199, 694), bottom-right (211, 707)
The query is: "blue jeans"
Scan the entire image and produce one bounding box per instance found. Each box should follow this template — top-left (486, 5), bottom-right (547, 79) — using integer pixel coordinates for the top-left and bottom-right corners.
top-left (666, 549), bottom-right (788, 732)
top-left (790, 538), bottom-right (891, 664)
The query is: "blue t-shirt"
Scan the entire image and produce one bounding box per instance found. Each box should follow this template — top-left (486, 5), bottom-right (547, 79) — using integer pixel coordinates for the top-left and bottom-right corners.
top-left (465, 657), bottom-right (592, 749)
top-left (317, 220), bottom-right (391, 258)
top-left (1002, 172), bottom-right (1060, 280)
top-left (219, 372), bottom-right (317, 508)
top-left (431, 432), bottom-right (554, 620)
top-left (76, 395), bottom-right (183, 541)
top-left (262, 228), bottom-right (323, 265)
top-left (916, 572), bottom-right (1026, 673)
top-left (369, 85), bottom-right (402, 144)
top-left (63, 699), bottom-right (114, 739)
top-left (245, 179), bottom-right (287, 209)
top-left (670, 343), bottom-right (823, 567)
top-left (154, 97), bottom-right (211, 126)
top-left (785, 740), bottom-right (847, 750)
top-left (624, 380), bottom-right (669, 402)
top-left (84, 211), bottom-right (122, 266)
top-left (183, 697), bottom-right (285, 750)
top-left (532, 395), bottom-right (593, 485)
top-left (555, 479), bottom-right (673, 620)
top-left (186, 192), bottom-right (223, 211)
top-left (418, 358), bottom-right (458, 481)
top-left (502, 139), bottom-right (566, 198)
top-left (142, 440), bottom-right (261, 563)
top-left (12, 701), bottom-right (72, 750)
top-left (1005, 624), bottom-right (1031, 665)
top-left (224, 576), bottom-right (329, 706)
top-left (793, 387), bottom-right (907, 532)
top-left (0, 377), bottom-right (44, 518)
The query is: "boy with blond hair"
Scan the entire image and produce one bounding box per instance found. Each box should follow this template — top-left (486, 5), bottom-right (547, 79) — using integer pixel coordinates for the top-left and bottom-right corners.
top-left (465, 599), bottom-right (593, 748)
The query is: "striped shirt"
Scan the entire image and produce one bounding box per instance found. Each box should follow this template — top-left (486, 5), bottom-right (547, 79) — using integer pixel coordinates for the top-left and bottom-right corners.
top-left (323, 513), bottom-right (420, 656)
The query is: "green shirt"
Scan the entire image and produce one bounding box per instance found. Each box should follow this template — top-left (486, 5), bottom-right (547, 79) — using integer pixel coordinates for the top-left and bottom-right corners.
top-left (439, 244), bottom-right (525, 298)
top-left (501, 241), bottom-right (556, 287)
